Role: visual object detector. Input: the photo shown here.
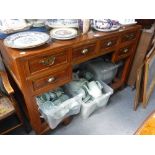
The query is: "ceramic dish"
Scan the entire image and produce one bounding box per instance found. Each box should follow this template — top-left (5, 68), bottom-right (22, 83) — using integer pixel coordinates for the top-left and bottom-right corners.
top-left (26, 19), bottom-right (46, 27)
top-left (117, 19), bottom-right (137, 26)
top-left (120, 22), bottom-right (137, 26)
top-left (0, 19), bottom-right (32, 34)
top-left (93, 25), bottom-right (120, 32)
top-left (51, 35), bottom-right (78, 40)
top-left (92, 19), bottom-right (120, 32)
top-left (46, 19), bottom-right (79, 28)
top-left (4, 31), bottom-right (50, 49)
top-left (50, 28), bottom-right (78, 40)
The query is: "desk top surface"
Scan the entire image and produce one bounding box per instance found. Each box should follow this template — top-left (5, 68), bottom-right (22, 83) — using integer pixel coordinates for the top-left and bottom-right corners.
top-left (0, 25), bottom-right (141, 60)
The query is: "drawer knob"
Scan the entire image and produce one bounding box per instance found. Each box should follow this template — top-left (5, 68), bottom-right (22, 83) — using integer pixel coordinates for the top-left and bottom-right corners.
top-left (40, 56), bottom-right (55, 66)
top-left (47, 77), bottom-right (55, 83)
top-left (123, 48), bottom-right (129, 53)
top-left (107, 41), bottom-right (112, 46)
top-left (125, 34), bottom-right (134, 40)
top-left (130, 34), bottom-right (134, 38)
top-left (81, 48), bottom-right (88, 54)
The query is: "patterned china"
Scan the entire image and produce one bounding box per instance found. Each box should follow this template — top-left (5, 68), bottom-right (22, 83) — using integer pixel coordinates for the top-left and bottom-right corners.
top-left (40, 93), bottom-right (51, 101)
top-left (4, 31), bottom-right (50, 49)
top-left (93, 19), bottom-right (120, 32)
top-left (50, 27), bottom-right (78, 40)
top-left (0, 19), bottom-right (32, 34)
top-left (46, 19), bottom-right (79, 28)
top-left (39, 101), bottom-right (54, 111)
top-left (83, 81), bottom-right (103, 98)
top-left (36, 87), bottom-right (69, 111)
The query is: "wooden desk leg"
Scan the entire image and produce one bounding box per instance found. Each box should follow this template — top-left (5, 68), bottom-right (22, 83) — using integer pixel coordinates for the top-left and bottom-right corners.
top-left (62, 116), bottom-right (73, 125)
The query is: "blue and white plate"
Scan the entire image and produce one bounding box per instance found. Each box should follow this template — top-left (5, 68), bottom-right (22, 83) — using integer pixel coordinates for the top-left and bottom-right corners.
top-left (4, 31), bottom-right (50, 49)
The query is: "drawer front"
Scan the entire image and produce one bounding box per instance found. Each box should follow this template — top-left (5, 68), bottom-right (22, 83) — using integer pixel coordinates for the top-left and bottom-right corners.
top-left (72, 43), bottom-right (97, 61)
top-left (112, 44), bottom-right (133, 62)
top-left (117, 44), bottom-right (133, 59)
top-left (32, 66), bottom-right (71, 91)
top-left (28, 49), bottom-right (69, 74)
top-left (100, 37), bottom-right (118, 50)
top-left (121, 31), bottom-right (137, 42)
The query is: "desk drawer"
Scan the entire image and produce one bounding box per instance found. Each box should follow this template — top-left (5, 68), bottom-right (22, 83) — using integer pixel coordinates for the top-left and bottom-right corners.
top-left (121, 31), bottom-right (137, 43)
top-left (115, 44), bottom-right (133, 61)
top-left (100, 37), bottom-right (118, 50)
top-left (32, 66), bottom-right (71, 91)
top-left (72, 43), bottom-right (97, 62)
top-left (28, 49), bottom-right (69, 74)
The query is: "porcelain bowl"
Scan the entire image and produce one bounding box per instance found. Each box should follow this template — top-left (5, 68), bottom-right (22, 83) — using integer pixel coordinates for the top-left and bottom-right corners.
top-left (92, 19), bottom-right (120, 31)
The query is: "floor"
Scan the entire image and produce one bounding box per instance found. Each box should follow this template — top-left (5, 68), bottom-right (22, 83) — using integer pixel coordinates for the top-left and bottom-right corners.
top-left (12, 86), bottom-right (155, 135)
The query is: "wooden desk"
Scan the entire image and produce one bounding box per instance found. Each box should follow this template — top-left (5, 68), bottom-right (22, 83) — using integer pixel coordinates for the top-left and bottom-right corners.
top-left (0, 25), bottom-right (141, 134)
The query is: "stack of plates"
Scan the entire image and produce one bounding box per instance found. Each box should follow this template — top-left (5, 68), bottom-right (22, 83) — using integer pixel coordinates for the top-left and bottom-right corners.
top-left (50, 27), bottom-right (78, 40)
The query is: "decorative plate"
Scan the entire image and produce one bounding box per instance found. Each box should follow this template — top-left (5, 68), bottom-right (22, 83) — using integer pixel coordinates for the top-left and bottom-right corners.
top-left (50, 28), bottom-right (78, 40)
top-left (0, 19), bottom-right (32, 34)
top-left (4, 31), bottom-right (50, 49)
top-left (46, 19), bottom-right (79, 28)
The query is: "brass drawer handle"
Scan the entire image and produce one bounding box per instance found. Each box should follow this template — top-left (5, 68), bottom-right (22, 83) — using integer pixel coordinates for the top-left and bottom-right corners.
top-left (81, 48), bottom-right (89, 54)
top-left (39, 56), bottom-right (56, 66)
top-left (125, 34), bottom-right (135, 40)
top-left (47, 77), bottom-right (55, 83)
top-left (107, 41), bottom-right (112, 46)
top-left (130, 34), bottom-right (134, 38)
top-left (123, 48), bottom-right (129, 53)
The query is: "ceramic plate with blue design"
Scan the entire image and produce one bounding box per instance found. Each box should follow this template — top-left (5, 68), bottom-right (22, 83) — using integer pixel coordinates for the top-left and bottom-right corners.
top-left (4, 31), bottom-right (50, 49)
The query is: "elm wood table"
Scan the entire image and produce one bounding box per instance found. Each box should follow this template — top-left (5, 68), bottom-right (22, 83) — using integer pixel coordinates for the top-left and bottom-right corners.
top-left (0, 25), bottom-right (141, 134)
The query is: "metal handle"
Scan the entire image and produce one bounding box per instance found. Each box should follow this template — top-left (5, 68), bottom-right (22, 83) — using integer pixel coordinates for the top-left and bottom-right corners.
top-left (107, 41), bottom-right (112, 46)
top-left (125, 34), bottom-right (134, 40)
top-left (81, 48), bottom-right (88, 54)
top-left (39, 56), bottom-right (55, 66)
top-left (123, 48), bottom-right (129, 53)
top-left (47, 77), bottom-right (55, 83)
top-left (130, 34), bottom-right (134, 38)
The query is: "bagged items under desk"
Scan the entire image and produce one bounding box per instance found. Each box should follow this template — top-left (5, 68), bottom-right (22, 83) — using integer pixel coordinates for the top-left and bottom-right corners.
top-left (63, 71), bottom-right (113, 119)
top-left (79, 58), bottom-right (122, 84)
top-left (36, 88), bottom-right (82, 129)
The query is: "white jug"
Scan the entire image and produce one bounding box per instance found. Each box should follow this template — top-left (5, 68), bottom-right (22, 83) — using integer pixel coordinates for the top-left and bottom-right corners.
top-left (83, 81), bottom-right (102, 98)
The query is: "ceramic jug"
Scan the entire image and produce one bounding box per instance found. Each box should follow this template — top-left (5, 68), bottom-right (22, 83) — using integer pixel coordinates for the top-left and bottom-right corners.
top-left (83, 81), bottom-right (103, 98)
top-left (78, 19), bottom-right (90, 34)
